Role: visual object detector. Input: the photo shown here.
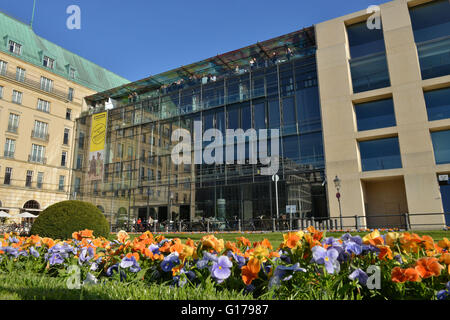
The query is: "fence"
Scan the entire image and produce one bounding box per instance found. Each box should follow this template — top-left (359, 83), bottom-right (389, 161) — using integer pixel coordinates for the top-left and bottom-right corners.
top-left (111, 212), bottom-right (449, 234)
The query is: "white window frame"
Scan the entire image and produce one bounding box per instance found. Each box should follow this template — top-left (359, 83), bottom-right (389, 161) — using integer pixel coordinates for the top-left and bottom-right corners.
top-left (30, 144), bottom-right (45, 163)
top-left (40, 76), bottom-right (53, 92)
top-left (8, 113), bottom-right (19, 132)
top-left (33, 120), bottom-right (49, 139)
top-left (58, 175), bottom-right (65, 191)
top-left (43, 56), bottom-right (55, 69)
top-left (12, 90), bottom-right (22, 104)
top-left (0, 60), bottom-right (7, 76)
top-left (16, 67), bottom-right (26, 82)
top-left (4, 138), bottom-right (15, 158)
top-left (37, 98), bottom-right (50, 113)
top-left (9, 41), bottom-right (22, 55)
top-left (61, 151), bottom-right (67, 167)
top-left (37, 172), bottom-right (44, 189)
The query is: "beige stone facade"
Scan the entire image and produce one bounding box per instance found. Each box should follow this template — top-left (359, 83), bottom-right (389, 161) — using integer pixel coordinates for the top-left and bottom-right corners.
top-left (316, 0), bottom-right (450, 229)
top-left (0, 50), bottom-right (99, 219)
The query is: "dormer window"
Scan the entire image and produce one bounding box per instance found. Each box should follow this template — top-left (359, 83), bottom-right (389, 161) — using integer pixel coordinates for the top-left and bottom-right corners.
top-left (9, 41), bottom-right (22, 55)
top-left (43, 56), bottom-right (55, 69)
top-left (69, 67), bottom-right (76, 79)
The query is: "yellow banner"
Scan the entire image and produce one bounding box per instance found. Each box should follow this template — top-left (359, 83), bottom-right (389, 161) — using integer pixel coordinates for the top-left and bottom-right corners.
top-left (90, 112), bottom-right (107, 153)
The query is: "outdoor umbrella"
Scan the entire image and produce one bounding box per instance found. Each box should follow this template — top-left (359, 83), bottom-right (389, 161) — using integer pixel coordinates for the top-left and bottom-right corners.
top-left (17, 212), bottom-right (38, 219)
top-left (0, 211), bottom-right (11, 218)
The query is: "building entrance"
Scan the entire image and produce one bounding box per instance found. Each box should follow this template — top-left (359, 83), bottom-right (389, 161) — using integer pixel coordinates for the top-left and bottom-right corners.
top-left (438, 174), bottom-right (450, 226)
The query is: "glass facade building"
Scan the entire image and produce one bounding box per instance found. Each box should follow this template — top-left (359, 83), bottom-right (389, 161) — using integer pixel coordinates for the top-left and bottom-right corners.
top-left (71, 28), bottom-right (327, 228)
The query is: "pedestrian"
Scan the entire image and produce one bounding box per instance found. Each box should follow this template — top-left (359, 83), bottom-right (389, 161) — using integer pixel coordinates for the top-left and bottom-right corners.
top-left (271, 51), bottom-right (278, 65)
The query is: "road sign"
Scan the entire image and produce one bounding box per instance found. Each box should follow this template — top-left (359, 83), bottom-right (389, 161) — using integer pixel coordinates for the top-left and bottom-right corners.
top-left (272, 174), bottom-right (279, 182)
top-left (286, 205), bottom-right (296, 214)
top-left (439, 175), bottom-right (449, 182)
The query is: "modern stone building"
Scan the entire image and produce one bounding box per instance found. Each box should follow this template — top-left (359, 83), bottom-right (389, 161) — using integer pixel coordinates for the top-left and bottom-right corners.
top-left (0, 11), bottom-right (129, 218)
top-left (316, 0), bottom-right (449, 229)
top-left (71, 0), bottom-right (449, 230)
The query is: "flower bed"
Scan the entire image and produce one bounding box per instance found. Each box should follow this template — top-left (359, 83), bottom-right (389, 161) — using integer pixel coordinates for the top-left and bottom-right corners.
top-left (1, 227), bottom-right (449, 300)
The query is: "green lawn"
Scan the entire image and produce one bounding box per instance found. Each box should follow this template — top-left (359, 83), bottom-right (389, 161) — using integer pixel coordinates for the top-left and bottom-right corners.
top-left (122, 230), bottom-right (449, 249)
top-left (0, 271), bottom-right (252, 300)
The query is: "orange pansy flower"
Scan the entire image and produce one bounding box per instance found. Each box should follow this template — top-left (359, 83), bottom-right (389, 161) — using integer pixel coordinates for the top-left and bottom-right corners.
top-left (237, 237), bottom-right (251, 248)
top-left (241, 258), bottom-right (261, 285)
top-left (126, 252), bottom-right (140, 262)
top-left (415, 257), bottom-right (443, 279)
top-left (283, 232), bottom-right (300, 249)
top-left (391, 267), bottom-right (420, 283)
top-left (80, 229), bottom-right (93, 238)
top-left (170, 241), bottom-right (184, 254)
top-left (378, 245), bottom-right (393, 260)
top-left (438, 238), bottom-right (450, 250)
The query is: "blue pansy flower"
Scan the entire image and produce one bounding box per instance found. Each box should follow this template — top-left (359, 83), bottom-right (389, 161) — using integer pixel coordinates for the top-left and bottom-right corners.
top-left (161, 252), bottom-right (180, 272)
top-left (106, 263), bottom-right (119, 277)
top-left (120, 255), bottom-right (141, 273)
top-left (48, 253), bottom-right (64, 266)
top-left (210, 256), bottom-right (233, 283)
top-left (269, 263), bottom-right (306, 289)
top-left (349, 268), bottom-right (369, 286)
top-left (311, 246), bottom-right (340, 274)
top-left (29, 246), bottom-right (40, 258)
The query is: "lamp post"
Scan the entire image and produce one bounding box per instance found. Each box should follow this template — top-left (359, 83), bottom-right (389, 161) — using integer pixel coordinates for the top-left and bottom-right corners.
top-left (272, 174), bottom-right (280, 219)
top-left (333, 175), bottom-right (343, 230)
top-left (169, 191), bottom-right (174, 224)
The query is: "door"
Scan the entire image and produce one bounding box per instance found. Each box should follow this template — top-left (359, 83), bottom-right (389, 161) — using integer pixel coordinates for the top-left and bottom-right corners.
top-left (440, 185), bottom-right (450, 226)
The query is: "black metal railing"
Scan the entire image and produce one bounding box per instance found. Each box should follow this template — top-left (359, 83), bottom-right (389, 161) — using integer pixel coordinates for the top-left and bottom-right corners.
top-left (109, 212), bottom-right (449, 234)
top-left (31, 130), bottom-right (49, 142)
top-left (28, 155), bottom-right (47, 164)
top-left (0, 69), bottom-right (69, 101)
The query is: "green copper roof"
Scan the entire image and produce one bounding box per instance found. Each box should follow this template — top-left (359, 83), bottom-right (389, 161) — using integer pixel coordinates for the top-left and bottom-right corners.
top-left (0, 11), bottom-right (129, 92)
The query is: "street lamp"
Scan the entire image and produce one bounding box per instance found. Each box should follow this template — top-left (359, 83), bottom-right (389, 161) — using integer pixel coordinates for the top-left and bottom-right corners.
top-left (169, 191), bottom-right (174, 224)
top-left (333, 175), bottom-right (343, 230)
top-left (272, 174), bottom-right (280, 219)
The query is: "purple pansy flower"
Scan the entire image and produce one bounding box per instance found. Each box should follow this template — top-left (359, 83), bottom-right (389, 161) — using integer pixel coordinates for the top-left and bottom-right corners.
top-left (196, 252), bottom-right (218, 270)
top-left (437, 290), bottom-right (448, 300)
top-left (227, 251), bottom-right (246, 268)
top-left (148, 244), bottom-right (160, 255)
top-left (349, 268), bottom-right (369, 286)
top-left (269, 263), bottom-right (306, 289)
top-left (120, 255), bottom-right (141, 273)
top-left (311, 246), bottom-right (340, 274)
top-left (48, 253), bottom-right (64, 265)
top-left (210, 256), bottom-right (233, 283)
top-left (29, 246), bottom-right (40, 258)
top-left (78, 247), bottom-right (94, 265)
top-left (106, 263), bottom-right (119, 277)
top-left (161, 252), bottom-right (180, 272)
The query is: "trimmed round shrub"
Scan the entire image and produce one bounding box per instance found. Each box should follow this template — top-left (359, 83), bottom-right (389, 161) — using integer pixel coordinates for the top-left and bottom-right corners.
top-left (31, 200), bottom-right (109, 239)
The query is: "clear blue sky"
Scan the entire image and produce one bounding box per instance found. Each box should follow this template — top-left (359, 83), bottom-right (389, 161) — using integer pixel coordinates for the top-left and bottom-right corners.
top-left (0, 0), bottom-right (389, 82)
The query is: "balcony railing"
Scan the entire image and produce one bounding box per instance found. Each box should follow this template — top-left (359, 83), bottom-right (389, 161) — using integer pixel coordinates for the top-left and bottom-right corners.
top-left (31, 130), bottom-right (49, 142)
top-left (28, 155), bottom-right (47, 164)
top-left (6, 126), bottom-right (18, 134)
top-left (0, 69), bottom-right (70, 101)
top-left (3, 151), bottom-right (14, 158)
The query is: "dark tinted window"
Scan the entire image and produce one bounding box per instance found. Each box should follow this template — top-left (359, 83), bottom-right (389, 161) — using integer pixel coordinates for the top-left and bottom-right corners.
top-left (355, 98), bottom-right (396, 131)
top-left (425, 87), bottom-right (450, 121)
top-left (431, 130), bottom-right (450, 164)
top-left (359, 137), bottom-right (402, 171)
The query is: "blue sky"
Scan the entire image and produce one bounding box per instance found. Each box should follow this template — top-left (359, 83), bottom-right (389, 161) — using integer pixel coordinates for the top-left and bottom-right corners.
top-left (0, 0), bottom-right (389, 82)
